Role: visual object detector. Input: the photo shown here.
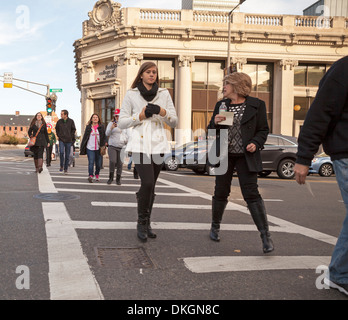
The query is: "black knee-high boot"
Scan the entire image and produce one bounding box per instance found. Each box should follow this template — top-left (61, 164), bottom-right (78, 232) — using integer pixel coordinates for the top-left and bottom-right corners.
top-left (248, 200), bottom-right (274, 254)
top-left (147, 194), bottom-right (157, 239)
top-left (210, 197), bottom-right (228, 242)
top-left (107, 172), bottom-right (114, 185)
top-left (136, 193), bottom-right (150, 242)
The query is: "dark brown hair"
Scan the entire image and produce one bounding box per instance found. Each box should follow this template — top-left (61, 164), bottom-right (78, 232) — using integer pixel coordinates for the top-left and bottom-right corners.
top-left (30, 112), bottom-right (47, 128)
top-left (131, 62), bottom-right (159, 89)
top-left (87, 113), bottom-right (101, 126)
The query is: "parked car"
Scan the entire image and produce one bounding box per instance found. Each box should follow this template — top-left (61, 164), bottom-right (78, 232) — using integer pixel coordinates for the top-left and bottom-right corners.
top-left (24, 145), bottom-right (34, 157)
top-left (309, 153), bottom-right (334, 177)
top-left (163, 134), bottom-right (298, 179)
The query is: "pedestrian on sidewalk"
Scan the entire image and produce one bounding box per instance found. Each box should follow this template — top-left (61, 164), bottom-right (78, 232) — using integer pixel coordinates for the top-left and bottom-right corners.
top-left (294, 56), bottom-right (348, 297)
top-left (80, 114), bottom-right (106, 183)
top-left (56, 110), bottom-right (76, 174)
top-left (118, 61), bottom-right (178, 242)
top-left (28, 112), bottom-right (50, 173)
top-left (46, 127), bottom-right (56, 167)
top-left (106, 109), bottom-right (129, 185)
top-left (207, 72), bottom-right (274, 254)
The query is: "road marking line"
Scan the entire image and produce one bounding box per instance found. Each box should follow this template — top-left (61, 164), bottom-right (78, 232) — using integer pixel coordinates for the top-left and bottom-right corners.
top-left (92, 202), bottom-right (213, 210)
top-left (67, 220), bottom-right (287, 233)
top-left (38, 164), bottom-right (104, 300)
top-left (56, 188), bottom-right (199, 196)
top-left (182, 256), bottom-right (332, 273)
top-left (50, 175), bottom-right (140, 181)
top-left (53, 181), bottom-right (172, 188)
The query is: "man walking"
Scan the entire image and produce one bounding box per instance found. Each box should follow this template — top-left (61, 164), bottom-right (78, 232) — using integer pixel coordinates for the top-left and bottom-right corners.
top-left (294, 56), bottom-right (348, 297)
top-left (46, 127), bottom-right (56, 167)
top-left (56, 110), bottom-right (76, 174)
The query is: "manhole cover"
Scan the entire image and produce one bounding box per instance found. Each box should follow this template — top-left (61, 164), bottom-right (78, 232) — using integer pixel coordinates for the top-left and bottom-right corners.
top-left (96, 247), bottom-right (155, 269)
top-left (33, 193), bottom-right (80, 201)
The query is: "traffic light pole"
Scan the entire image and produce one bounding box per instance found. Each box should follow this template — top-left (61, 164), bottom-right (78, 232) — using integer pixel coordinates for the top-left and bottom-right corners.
top-left (0, 75), bottom-right (50, 97)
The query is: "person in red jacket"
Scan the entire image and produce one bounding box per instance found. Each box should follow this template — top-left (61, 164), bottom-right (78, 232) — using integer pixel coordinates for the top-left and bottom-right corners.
top-left (295, 56), bottom-right (348, 297)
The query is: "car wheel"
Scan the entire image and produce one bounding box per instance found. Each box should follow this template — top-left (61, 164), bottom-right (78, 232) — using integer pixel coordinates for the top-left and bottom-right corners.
top-left (319, 163), bottom-right (333, 177)
top-left (277, 159), bottom-right (295, 179)
top-left (258, 170), bottom-right (272, 178)
top-left (165, 157), bottom-right (179, 171)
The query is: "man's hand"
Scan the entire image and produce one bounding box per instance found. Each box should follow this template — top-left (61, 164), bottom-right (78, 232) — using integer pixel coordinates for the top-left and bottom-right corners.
top-left (294, 163), bottom-right (309, 185)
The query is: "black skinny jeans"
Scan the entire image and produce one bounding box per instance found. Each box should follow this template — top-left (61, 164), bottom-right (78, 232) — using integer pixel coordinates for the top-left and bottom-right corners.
top-left (214, 153), bottom-right (262, 204)
top-left (31, 146), bottom-right (45, 160)
top-left (133, 153), bottom-right (163, 208)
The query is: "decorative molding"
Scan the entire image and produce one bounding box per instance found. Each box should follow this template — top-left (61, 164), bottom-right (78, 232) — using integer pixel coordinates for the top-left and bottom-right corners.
top-left (231, 57), bottom-right (247, 71)
top-left (280, 59), bottom-right (299, 71)
top-left (87, 0), bottom-right (122, 32)
top-left (178, 55), bottom-right (195, 67)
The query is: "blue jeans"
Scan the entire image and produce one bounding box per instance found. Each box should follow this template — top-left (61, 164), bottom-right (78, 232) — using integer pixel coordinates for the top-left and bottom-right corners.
top-left (59, 141), bottom-right (72, 171)
top-left (86, 148), bottom-right (102, 177)
top-left (329, 159), bottom-right (348, 284)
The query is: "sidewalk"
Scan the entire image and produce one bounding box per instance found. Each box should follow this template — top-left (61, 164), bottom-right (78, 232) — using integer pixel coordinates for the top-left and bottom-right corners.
top-left (0, 144), bottom-right (26, 150)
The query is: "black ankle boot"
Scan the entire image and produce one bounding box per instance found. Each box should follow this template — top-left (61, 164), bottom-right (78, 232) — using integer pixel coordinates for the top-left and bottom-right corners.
top-left (147, 194), bottom-right (157, 239)
top-left (116, 174), bottom-right (121, 185)
top-left (248, 200), bottom-right (274, 254)
top-left (136, 194), bottom-right (150, 242)
top-left (107, 172), bottom-right (114, 185)
top-left (210, 197), bottom-right (228, 242)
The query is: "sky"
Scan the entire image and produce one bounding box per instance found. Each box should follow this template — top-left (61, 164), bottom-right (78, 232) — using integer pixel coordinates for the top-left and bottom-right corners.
top-left (0, 0), bottom-right (318, 135)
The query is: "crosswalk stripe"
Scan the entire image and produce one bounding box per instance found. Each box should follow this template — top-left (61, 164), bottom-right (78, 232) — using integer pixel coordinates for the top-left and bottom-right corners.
top-left (182, 256), bottom-right (332, 273)
top-left (92, 202), bottom-right (213, 209)
top-left (53, 181), bottom-right (169, 188)
top-left (56, 188), bottom-right (200, 196)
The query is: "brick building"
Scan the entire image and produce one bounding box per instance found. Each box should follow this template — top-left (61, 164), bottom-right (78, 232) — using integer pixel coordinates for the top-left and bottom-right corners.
top-left (0, 112), bottom-right (34, 140)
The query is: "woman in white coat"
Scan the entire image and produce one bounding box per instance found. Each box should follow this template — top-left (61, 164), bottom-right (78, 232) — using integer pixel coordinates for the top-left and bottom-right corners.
top-left (118, 61), bottom-right (178, 242)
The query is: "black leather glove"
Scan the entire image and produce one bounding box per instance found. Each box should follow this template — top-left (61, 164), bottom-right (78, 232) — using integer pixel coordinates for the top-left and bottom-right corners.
top-left (146, 104), bottom-right (161, 116)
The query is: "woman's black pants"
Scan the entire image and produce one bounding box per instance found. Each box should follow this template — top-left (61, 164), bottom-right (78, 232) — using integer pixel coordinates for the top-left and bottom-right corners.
top-left (133, 153), bottom-right (163, 208)
top-left (214, 154), bottom-right (262, 204)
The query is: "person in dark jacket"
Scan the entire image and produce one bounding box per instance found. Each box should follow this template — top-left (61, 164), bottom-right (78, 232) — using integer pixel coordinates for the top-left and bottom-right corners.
top-left (80, 114), bottom-right (106, 183)
top-left (207, 72), bottom-right (274, 254)
top-left (294, 56), bottom-right (348, 297)
top-left (46, 127), bottom-right (56, 167)
top-left (28, 112), bottom-right (49, 173)
top-left (56, 110), bottom-right (76, 174)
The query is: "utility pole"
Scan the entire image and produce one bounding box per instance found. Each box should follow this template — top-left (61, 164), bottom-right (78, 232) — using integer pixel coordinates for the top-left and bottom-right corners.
top-left (227, 0), bottom-right (246, 74)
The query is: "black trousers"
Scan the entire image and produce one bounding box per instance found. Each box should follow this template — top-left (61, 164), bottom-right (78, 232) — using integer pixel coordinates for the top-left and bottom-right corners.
top-left (214, 154), bottom-right (262, 204)
top-left (31, 146), bottom-right (45, 160)
top-left (134, 153), bottom-right (163, 208)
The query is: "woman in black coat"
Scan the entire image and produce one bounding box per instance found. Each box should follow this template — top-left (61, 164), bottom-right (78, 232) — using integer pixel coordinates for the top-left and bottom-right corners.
top-left (28, 112), bottom-right (49, 173)
top-left (207, 72), bottom-right (274, 254)
top-left (80, 114), bottom-right (106, 183)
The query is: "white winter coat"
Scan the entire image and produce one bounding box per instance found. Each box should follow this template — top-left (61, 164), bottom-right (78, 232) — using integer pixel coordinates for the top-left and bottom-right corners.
top-left (118, 87), bottom-right (178, 155)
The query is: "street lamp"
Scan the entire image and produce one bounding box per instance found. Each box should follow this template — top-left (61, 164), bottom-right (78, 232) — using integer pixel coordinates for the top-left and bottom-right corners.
top-left (227, 0), bottom-right (246, 74)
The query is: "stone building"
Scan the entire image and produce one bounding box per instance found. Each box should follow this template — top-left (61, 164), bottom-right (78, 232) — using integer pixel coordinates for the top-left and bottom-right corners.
top-left (73, 0), bottom-right (348, 144)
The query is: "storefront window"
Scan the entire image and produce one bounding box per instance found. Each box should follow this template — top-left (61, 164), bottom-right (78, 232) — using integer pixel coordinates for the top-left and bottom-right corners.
top-left (294, 96), bottom-right (315, 121)
top-left (244, 62), bottom-right (273, 130)
top-left (192, 60), bottom-right (225, 139)
top-left (294, 64), bottom-right (328, 87)
top-left (94, 98), bottom-right (115, 125)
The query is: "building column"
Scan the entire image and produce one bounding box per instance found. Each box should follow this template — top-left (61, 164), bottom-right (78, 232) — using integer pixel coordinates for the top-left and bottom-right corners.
top-left (176, 55), bottom-right (195, 145)
top-left (273, 59), bottom-right (298, 136)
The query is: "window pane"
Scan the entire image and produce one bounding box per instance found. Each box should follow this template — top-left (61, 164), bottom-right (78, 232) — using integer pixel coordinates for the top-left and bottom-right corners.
top-left (294, 66), bottom-right (307, 86)
top-left (158, 60), bottom-right (174, 89)
top-left (294, 97), bottom-right (309, 121)
top-left (243, 64), bottom-right (257, 91)
top-left (192, 62), bottom-right (208, 89)
top-left (257, 64), bottom-right (272, 92)
top-left (308, 65), bottom-right (326, 86)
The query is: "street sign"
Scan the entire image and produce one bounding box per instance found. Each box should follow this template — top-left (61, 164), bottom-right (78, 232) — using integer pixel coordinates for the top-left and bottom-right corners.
top-left (50, 89), bottom-right (63, 93)
top-left (4, 72), bottom-right (13, 88)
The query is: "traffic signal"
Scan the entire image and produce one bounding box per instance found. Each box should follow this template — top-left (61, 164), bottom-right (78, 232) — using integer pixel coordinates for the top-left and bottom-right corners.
top-left (46, 97), bottom-right (53, 116)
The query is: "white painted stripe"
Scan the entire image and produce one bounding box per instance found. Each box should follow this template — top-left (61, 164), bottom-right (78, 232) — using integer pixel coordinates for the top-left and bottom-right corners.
top-left (56, 188), bottom-right (199, 197)
top-left (91, 202), bottom-right (213, 210)
top-left (231, 199), bottom-right (283, 202)
top-left (50, 175), bottom-right (139, 181)
top-left (53, 181), bottom-right (169, 188)
top-left (38, 164), bottom-right (58, 194)
top-left (183, 256), bottom-right (332, 274)
top-left (42, 202), bottom-right (104, 300)
top-left (156, 177), bottom-right (339, 246)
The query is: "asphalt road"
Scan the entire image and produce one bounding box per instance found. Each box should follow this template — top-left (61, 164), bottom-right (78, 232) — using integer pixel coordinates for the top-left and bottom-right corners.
top-left (0, 146), bottom-right (347, 305)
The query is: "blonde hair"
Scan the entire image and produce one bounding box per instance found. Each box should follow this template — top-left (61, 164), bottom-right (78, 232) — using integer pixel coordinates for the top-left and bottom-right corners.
top-left (223, 72), bottom-right (252, 97)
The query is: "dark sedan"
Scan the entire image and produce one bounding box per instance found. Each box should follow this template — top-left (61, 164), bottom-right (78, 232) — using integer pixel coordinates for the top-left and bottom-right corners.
top-left (163, 134), bottom-right (298, 179)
